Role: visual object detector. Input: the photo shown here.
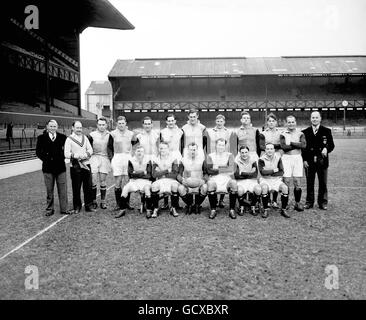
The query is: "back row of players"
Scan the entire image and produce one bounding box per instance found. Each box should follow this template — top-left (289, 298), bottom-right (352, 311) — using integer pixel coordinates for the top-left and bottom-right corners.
top-left (68, 109), bottom-right (309, 219)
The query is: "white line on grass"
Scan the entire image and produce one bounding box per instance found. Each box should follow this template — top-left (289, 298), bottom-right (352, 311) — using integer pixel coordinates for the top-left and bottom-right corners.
top-left (0, 184), bottom-right (115, 262)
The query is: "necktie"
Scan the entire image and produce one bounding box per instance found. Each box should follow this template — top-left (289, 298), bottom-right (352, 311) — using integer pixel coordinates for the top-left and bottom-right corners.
top-left (51, 133), bottom-right (55, 141)
top-left (314, 127), bottom-right (318, 135)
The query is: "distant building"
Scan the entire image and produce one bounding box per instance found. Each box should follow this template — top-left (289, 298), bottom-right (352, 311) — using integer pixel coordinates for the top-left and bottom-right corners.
top-left (85, 81), bottom-right (113, 119)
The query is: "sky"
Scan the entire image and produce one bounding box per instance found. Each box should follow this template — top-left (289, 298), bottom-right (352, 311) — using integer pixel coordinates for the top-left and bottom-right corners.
top-left (79, 0), bottom-right (366, 108)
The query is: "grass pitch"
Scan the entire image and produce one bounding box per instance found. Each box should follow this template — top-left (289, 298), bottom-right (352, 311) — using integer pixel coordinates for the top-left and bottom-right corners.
top-left (0, 138), bottom-right (365, 299)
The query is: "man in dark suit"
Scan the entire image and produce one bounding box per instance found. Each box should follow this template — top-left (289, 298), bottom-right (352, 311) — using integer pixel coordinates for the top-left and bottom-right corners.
top-left (36, 119), bottom-right (71, 216)
top-left (302, 112), bottom-right (335, 210)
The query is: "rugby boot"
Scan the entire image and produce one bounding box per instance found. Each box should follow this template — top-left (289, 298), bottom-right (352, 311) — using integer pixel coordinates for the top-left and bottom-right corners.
top-left (304, 203), bottom-right (314, 209)
top-left (45, 209), bottom-right (55, 217)
top-left (261, 208), bottom-right (269, 219)
top-left (170, 207), bottom-right (179, 217)
top-left (114, 209), bottom-right (126, 219)
top-left (152, 208), bottom-right (159, 218)
top-left (229, 209), bottom-right (237, 219)
top-left (146, 209), bottom-right (152, 219)
top-left (280, 208), bottom-right (290, 218)
top-left (294, 202), bottom-right (304, 212)
top-left (271, 201), bottom-right (279, 209)
top-left (85, 206), bottom-right (97, 212)
top-left (209, 209), bottom-right (217, 219)
top-left (250, 206), bottom-right (257, 216)
top-left (238, 206), bottom-right (245, 216)
top-left (100, 202), bottom-right (107, 209)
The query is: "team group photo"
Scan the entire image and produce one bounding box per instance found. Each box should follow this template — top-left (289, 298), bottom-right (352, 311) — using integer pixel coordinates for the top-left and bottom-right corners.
top-left (0, 0), bottom-right (365, 303)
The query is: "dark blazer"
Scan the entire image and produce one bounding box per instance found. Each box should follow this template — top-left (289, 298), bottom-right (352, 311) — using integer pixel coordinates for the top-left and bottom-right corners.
top-left (36, 130), bottom-right (67, 174)
top-left (302, 125), bottom-right (335, 169)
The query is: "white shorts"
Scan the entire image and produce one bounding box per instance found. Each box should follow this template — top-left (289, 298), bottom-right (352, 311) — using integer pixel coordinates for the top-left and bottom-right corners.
top-left (111, 153), bottom-right (131, 176)
top-left (282, 154), bottom-right (303, 178)
top-left (260, 177), bottom-right (283, 192)
top-left (90, 155), bottom-right (111, 174)
top-left (237, 179), bottom-right (259, 193)
top-left (209, 174), bottom-right (232, 193)
top-left (122, 178), bottom-right (152, 197)
top-left (152, 178), bottom-right (178, 194)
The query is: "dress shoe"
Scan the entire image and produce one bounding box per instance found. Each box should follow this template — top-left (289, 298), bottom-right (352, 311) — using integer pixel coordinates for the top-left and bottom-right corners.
top-left (304, 203), bottom-right (314, 209)
top-left (294, 203), bottom-right (304, 212)
top-left (45, 210), bottom-right (54, 217)
top-left (61, 210), bottom-right (73, 215)
top-left (85, 206), bottom-right (97, 212)
top-left (100, 202), bottom-right (107, 209)
top-left (261, 208), bottom-right (269, 219)
top-left (280, 209), bottom-right (290, 218)
top-left (209, 209), bottom-right (217, 219)
top-left (152, 208), bottom-right (159, 218)
top-left (170, 207), bottom-right (179, 217)
top-left (146, 209), bottom-right (152, 219)
top-left (74, 208), bottom-right (80, 214)
top-left (114, 209), bottom-right (126, 218)
top-left (229, 209), bottom-right (237, 219)
top-left (237, 206), bottom-right (245, 216)
top-left (92, 201), bottom-right (98, 209)
top-left (319, 205), bottom-right (328, 210)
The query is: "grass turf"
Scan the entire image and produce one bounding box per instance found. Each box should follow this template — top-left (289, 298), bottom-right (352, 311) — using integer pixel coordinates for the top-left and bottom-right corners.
top-left (0, 138), bottom-right (365, 299)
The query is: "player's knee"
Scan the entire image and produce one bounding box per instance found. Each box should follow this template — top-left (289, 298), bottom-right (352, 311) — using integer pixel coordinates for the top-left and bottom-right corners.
top-left (178, 185), bottom-right (186, 196)
top-left (228, 180), bottom-right (238, 192)
top-left (171, 182), bottom-right (179, 193)
top-left (280, 183), bottom-right (289, 194)
top-left (200, 184), bottom-right (208, 195)
top-left (293, 178), bottom-right (301, 189)
top-left (253, 185), bottom-right (262, 195)
top-left (283, 178), bottom-right (290, 186)
top-left (207, 181), bottom-right (216, 192)
top-left (261, 184), bottom-right (269, 194)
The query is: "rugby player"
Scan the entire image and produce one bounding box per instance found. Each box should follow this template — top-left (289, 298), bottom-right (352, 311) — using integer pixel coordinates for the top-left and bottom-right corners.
top-left (234, 146), bottom-right (261, 216)
top-left (259, 113), bottom-right (283, 208)
top-left (110, 116), bottom-right (134, 211)
top-left (177, 142), bottom-right (208, 215)
top-left (115, 146), bottom-right (153, 219)
top-left (88, 117), bottom-right (113, 209)
top-left (235, 111), bottom-right (261, 162)
top-left (280, 115), bottom-right (307, 212)
top-left (181, 108), bottom-right (207, 160)
top-left (159, 113), bottom-right (183, 210)
top-left (150, 142), bottom-right (180, 218)
top-left (259, 143), bottom-right (289, 218)
top-left (206, 138), bottom-right (238, 219)
top-left (134, 116), bottom-right (160, 162)
top-left (206, 114), bottom-right (236, 208)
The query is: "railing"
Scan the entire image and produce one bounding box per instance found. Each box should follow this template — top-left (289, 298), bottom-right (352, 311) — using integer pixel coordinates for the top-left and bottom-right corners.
top-left (114, 99), bottom-right (366, 111)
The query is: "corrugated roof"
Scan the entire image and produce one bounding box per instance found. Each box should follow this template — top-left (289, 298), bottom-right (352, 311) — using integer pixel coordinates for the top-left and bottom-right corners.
top-left (85, 81), bottom-right (112, 95)
top-left (108, 56), bottom-right (366, 78)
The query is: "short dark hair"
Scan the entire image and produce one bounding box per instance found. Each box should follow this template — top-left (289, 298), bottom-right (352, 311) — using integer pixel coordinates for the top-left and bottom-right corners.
top-left (46, 119), bottom-right (57, 125)
top-left (239, 145), bottom-right (249, 152)
top-left (97, 117), bottom-right (107, 123)
top-left (166, 113), bottom-right (175, 121)
top-left (188, 108), bottom-right (199, 116)
top-left (72, 120), bottom-right (82, 127)
top-left (117, 116), bottom-right (127, 123)
top-left (266, 113), bottom-right (277, 121)
top-left (142, 116), bottom-right (152, 124)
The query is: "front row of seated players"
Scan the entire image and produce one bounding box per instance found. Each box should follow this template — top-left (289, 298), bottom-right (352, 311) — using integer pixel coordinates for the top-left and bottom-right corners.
top-left (114, 140), bottom-right (291, 220)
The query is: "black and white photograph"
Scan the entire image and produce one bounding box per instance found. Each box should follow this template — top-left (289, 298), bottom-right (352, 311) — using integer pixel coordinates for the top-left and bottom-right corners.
top-left (0, 0), bottom-right (365, 305)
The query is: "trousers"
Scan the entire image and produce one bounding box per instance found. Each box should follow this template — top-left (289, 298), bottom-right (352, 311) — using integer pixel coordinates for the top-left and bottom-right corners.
top-left (43, 171), bottom-right (67, 212)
